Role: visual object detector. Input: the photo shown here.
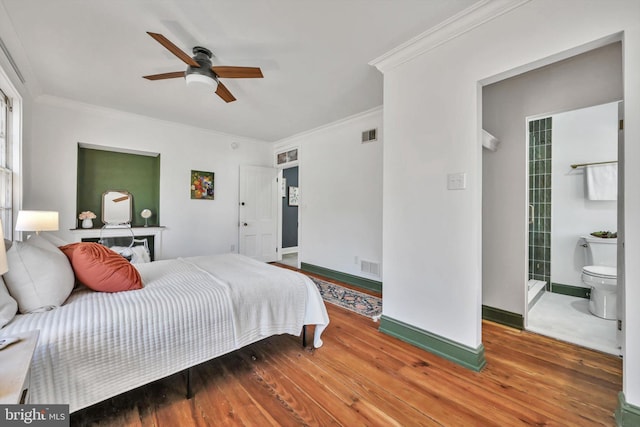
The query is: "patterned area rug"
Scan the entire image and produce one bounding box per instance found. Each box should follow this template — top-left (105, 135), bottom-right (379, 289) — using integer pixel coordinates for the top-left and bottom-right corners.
top-left (309, 276), bottom-right (382, 320)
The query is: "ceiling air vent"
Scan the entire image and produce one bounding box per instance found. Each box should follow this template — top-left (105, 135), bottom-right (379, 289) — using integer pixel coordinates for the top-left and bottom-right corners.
top-left (361, 128), bottom-right (377, 143)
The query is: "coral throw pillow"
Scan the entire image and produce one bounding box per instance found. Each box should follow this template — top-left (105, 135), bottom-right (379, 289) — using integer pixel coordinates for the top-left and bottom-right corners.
top-left (59, 243), bottom-right (143, 292)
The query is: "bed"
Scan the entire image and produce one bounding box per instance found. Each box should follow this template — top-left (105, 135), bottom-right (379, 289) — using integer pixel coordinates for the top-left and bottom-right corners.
top-left (0, 246), bottom-right (329, 413)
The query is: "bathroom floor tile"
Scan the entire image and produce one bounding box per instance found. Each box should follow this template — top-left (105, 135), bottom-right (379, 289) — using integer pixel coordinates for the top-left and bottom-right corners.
top-left (527, 292), bottom-right (620, 356)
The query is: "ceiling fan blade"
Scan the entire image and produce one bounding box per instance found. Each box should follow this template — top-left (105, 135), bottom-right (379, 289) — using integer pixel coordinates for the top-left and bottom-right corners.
top-left (147, 32), bottom-right (200, 67)
top-left (211, 66), bottom-right (263, 79)
top-left (143, 71), bottom-right (185, 80)
top-left (216, 82), bottom-right (236, 103)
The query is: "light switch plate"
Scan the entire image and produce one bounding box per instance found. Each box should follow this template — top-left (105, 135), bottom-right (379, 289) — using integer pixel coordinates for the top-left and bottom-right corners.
top-left (447, 172), bottom-right (467, 190)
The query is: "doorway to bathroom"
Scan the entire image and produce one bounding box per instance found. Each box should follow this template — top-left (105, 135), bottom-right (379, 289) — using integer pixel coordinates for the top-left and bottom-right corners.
top-left (481, 40), bottom-right (623, 356)
top-left (525, 102), bottom-right (620, 356)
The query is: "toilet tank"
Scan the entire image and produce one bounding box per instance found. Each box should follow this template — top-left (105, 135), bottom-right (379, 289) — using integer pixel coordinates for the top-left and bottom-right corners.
top-left (582, 236), bottom-right (617, 267)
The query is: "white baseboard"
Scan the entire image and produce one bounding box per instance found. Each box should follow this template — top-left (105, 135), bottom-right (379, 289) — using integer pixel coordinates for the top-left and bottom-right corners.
top-left (281, 246), bottom-right (298, 255)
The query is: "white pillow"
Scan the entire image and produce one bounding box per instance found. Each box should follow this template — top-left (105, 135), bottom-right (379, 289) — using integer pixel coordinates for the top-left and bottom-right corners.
top-left (39, 232), bottom-right (68, 247)
top-left (3, 235), bottom-right (75, 313)
top-left (0, 278), bottom-right (18, 328)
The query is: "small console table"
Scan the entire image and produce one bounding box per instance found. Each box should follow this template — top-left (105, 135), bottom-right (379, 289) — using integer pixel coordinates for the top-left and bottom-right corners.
top-left (71, 226), bottom-right (165, 260)
top-left (0, 330), bottom-right (39, 404)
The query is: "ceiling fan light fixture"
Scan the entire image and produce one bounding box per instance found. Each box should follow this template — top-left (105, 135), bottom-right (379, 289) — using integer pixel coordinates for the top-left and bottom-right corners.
top-left (144, 32), bottom-right (260, 102)
top-left (185, 73), bottom-right (218, 90)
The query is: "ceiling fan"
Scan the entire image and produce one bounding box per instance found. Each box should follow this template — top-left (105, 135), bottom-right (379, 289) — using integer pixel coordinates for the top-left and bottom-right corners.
top-left (143, 32), bottom-right (263, 103)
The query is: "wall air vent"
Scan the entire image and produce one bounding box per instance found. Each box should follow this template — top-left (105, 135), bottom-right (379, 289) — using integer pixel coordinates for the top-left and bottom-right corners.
top-left (361, 128), bottom-right (378, 143)
top-left (361, 260), bottom-right (381, 277)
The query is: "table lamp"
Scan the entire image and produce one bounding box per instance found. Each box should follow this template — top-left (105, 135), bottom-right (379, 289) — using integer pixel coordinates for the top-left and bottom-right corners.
top-left (140, 209), bottom-right (152, 227)
top-left (15, 210), bottom-right (59, 235)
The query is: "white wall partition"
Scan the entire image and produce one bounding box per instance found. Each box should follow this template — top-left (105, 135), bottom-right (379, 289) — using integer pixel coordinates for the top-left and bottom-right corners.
top-left (372, 0), bottom-right (640, 407)
top-left (26, 96), bottom-right (272, 259)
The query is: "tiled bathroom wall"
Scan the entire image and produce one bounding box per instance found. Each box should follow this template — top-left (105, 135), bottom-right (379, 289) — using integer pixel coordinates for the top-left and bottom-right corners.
top-left (529, 117), bottom-right (552, 287)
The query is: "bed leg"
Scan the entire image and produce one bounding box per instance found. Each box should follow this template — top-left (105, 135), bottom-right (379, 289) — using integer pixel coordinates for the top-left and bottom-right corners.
top-left (302, 325), bottom-right (307, 348)
top-left (185, 368), bottom-right (193, 399)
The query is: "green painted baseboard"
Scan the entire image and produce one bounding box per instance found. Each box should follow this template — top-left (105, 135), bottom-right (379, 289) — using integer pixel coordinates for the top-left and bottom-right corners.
top-left (379, 315), bottom-right (486, 372)
top-left (300, 262), bottom-right (382, 294)
top-left (551, 282), bottom-right (590, 299)
top-left (482, 305), bottom-right (524, 330)
top-left (616, 392), bottom-right (640, 427)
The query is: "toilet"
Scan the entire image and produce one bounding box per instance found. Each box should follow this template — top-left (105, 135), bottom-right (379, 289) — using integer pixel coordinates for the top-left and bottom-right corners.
top-left (581, 235), bottom-right (617, 320)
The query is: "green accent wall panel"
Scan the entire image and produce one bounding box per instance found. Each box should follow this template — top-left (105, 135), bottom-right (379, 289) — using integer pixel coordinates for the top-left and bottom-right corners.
top-left (77, 147), bottom-right (160, 228)
top-left (379, 315), bottom-right (486, 372)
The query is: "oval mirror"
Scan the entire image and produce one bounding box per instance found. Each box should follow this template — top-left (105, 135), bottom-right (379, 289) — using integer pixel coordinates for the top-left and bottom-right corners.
top-left (102, 190), bottom-right (132, 226)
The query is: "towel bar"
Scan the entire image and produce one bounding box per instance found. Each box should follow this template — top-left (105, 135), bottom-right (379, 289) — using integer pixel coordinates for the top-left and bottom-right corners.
top-left (570, 160), bottom-right (617, 169)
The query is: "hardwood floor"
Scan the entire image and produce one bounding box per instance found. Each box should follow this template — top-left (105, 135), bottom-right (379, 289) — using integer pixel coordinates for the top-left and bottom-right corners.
top-left (71, 275), bottom-right (622, 426)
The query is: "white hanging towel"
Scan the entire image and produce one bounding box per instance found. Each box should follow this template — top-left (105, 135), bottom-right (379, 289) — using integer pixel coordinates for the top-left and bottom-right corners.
top-left (585, 163), bottom-right (617, 200)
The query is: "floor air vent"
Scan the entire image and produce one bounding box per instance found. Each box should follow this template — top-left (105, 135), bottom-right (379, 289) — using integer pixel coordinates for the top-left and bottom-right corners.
top-left (361, 128), bottom-right (377, 143)
top-left (361, 260), bottom-right (380, 276)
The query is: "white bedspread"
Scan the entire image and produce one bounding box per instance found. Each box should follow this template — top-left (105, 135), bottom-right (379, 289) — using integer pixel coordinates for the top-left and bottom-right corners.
top-left (0, 254), bottom-right (329, 412)
top-left (185, 254), bottom-right (328, 348)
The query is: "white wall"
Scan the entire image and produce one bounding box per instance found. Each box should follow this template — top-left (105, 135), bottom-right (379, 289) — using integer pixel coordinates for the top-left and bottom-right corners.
top-left (26, 96), bottom-right (272, 259)
top-left (274, 107), bottom-right (383, 280)
top-left (375, 0), bottom-right (640, 406)
top-left (552, 102), bottom-right (618, 288)
top-left (482, 43), bottom-right (622, 314)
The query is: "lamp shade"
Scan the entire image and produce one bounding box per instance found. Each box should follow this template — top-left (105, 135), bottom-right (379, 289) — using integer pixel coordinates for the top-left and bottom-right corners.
top-left (0, 219), bottom-right (8, 275)
top-left (15, 210), bottom-right (59, 233)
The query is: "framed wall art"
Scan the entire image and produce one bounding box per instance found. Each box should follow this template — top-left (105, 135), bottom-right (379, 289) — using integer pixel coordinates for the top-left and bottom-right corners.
top-left (190, 170), bottom-right (215, 200)
top-left (288, 186), bottom-right (299, 206)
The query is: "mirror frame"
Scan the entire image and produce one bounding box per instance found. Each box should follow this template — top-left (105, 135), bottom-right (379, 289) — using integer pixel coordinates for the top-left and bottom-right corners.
top-left (101, 190), bottom-right (132, 225)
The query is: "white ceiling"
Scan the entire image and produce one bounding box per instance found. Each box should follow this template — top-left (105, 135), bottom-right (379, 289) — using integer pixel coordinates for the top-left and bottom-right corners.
top-left (0, 0), bottom-right (477, 142)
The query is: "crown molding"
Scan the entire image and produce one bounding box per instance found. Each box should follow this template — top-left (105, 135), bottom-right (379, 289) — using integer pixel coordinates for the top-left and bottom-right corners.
top-left (0, 1), bottom-right (42, 98)
top-left (369, 0), bottom-right (530, 73)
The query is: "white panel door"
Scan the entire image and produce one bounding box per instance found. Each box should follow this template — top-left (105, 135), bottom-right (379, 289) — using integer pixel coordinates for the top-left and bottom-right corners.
top-left (239, 165), bottom-right (278, 262)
